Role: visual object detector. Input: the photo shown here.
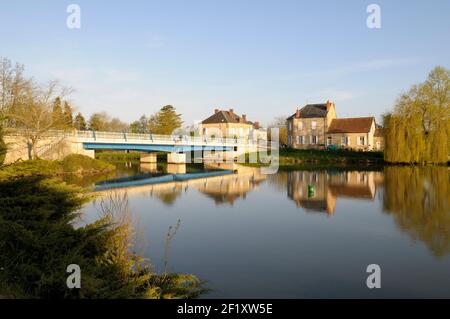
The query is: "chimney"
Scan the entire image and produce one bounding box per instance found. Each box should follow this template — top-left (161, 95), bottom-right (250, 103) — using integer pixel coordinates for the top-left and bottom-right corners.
top-left (295, 108), bottom-right (301, 118)
top-left (242, 114), bottom-right (247, 123)
top-left (254, 121), bottom-right (260, 129)
top-left (326, 100), bottom-right (335, 112)
top-left (214, 109), bottom-right (219, 114)
top-left (229, 108), bottom-right (234, 114)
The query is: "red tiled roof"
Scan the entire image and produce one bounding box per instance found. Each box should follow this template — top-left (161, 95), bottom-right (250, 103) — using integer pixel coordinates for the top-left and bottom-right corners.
top-left (327, 117), bottom-right (374, 134)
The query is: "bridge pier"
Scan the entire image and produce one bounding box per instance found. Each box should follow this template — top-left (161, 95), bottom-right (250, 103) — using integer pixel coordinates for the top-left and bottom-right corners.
top-left (140, 153), bottom-right (157, 163)
top-left (168, 153), bottom-right (187, 164)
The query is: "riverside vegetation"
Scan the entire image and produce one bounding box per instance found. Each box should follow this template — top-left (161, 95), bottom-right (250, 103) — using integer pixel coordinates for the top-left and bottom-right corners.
top-left (0, 155), bottom-right (206, 299)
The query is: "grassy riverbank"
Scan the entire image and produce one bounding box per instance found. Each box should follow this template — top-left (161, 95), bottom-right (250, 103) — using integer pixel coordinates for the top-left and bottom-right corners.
top-left (96, 151), bottom-right (142, 161)
top-left (0, 154), bottom-right (115, 180)
top-left (0, 176), bottom-right (206, 298)
top-left (244, 148), bottom-right (384, 169)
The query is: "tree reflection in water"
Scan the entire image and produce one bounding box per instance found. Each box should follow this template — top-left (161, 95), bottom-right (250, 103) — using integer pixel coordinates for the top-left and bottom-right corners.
top-left (382, 166), bottom-right (450, 257)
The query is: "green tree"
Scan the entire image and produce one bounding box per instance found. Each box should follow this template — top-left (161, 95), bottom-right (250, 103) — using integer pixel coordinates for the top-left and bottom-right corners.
top-left (63, 101), bottom-right (73, 127)
top-left (149, 105), bottom-right (183, 135)
top-left (384, 66), bottom-right (450, 164)
top-left (74, 112), bottom-right (87, 130)
top-left (130, 115), bottom-right (150, 134)
top-left (52, 97), bottom-right (63, 124)
top-left (88, 112), bottom-right (109, 131)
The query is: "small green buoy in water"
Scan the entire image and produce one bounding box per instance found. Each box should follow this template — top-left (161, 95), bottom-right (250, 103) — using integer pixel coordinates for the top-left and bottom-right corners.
top-left (308, 184), bottom-right (315, 198)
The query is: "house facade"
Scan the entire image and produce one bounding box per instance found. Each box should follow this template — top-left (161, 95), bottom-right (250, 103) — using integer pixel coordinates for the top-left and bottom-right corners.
top-left (287, 101), bottom-right (383, 151)
top-left (199, 108), bottom-right (265, 141)
top-left (286, 101), bottom-right (337, 149)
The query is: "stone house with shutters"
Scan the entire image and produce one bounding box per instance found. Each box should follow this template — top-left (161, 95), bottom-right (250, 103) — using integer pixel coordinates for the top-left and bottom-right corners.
top-left (287, 101), bottom-right (382, 151)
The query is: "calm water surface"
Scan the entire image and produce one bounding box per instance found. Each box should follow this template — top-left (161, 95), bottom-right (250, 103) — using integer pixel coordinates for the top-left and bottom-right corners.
top-left (79, 163), bottom-right (450, 298)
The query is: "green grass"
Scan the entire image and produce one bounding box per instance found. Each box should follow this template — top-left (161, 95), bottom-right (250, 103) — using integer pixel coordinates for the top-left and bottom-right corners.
top-left (95, 151), bottom-right (142, 161)
top-left (0, 154), bottom-right (115, 180)
top-left (278, 148), bottom-right (384, 163)
top-left (243, 148), bottom-right (384, 169)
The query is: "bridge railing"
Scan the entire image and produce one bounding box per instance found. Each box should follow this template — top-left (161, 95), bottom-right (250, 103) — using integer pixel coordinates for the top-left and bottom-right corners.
top-left (6, 129), bottom-right (257, 146)
top-left (75, 130), bottom-right (252, 145)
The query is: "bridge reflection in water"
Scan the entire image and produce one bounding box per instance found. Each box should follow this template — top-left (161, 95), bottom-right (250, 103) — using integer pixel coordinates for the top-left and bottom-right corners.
top-left (94, 164), bottom-right (268, 206)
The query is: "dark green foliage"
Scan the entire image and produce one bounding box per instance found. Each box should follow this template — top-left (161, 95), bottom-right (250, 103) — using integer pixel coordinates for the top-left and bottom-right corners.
top-left (63, 101), bottom-right (73, 127)
top-left (0, 177), bottom-right (207, 299)
top-left (74, 112), bottom-right (87, 130)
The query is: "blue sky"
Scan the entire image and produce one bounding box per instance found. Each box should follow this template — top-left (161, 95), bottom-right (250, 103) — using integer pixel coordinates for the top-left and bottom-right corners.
top-left (1, 0), bottom-right (449, 125)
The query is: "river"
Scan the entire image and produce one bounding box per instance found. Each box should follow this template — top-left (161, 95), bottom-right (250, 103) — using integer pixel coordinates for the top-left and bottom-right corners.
top-left (76, 162), bottom-right (450, 298)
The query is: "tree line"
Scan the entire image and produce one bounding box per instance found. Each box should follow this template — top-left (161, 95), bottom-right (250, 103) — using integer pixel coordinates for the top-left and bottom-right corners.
top-left (0, 57), bottom-right (184, 160)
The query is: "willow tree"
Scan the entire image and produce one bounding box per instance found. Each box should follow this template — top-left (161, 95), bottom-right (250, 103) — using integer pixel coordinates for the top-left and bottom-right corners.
top-left (384, 66), bottom-right (450, 164)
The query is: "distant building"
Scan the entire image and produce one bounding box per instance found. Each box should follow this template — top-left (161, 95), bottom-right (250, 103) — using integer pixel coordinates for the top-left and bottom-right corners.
top-left (287, 101), bottom-right (383, 151)
top-left (199, 108), bottom-right (266, 141)
top-left (374, 127), bottom-right (385, 151)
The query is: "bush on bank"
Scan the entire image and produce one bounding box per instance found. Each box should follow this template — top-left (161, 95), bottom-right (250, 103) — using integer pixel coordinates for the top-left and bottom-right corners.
top-left (0, 154), bottom-right (115, 180)
top-left (0, 176), bottom-right (206, 299)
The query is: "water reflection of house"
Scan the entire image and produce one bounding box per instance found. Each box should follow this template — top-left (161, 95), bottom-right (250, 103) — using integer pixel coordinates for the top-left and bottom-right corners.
top-left (287, 171), bottom-right (378, 215)
top-left (96, 165), bottom-right (266, 206)
top-left (198, 165), bottom-right (267, 205)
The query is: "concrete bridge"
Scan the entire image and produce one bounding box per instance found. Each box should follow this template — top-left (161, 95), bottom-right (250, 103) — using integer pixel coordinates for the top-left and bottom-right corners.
top-left (3, 130), bottom-right (259, 164)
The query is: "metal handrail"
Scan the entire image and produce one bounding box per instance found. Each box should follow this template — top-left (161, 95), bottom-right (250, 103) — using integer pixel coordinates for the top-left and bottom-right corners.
top-left (6, 129), bottom-right (257, 146)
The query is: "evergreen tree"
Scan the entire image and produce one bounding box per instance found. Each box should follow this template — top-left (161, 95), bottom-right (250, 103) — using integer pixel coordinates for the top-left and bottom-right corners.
top-left (149, 105), bottom-right (183, 135)
top-left (52, 97), bottom-right (63, 124)
top-left (74, 112), bottom-right (87, 130)
top-left (63, 101), bottom-right (73, 127)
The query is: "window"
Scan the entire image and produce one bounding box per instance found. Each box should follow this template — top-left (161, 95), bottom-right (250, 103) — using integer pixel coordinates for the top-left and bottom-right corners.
top-left (376, 141), bottom-right (381, 150)
top-left (327, 136), bottom-right (332, 146)
top-left (311, 121), bottom-right (317, 130)
top-left (342, 136), bottom-right (350, 146)
top-left (296, 136), bottom-right (300, 144)
top-left (288, 122), bottom-right (292, 131)
top-left (359, 136), bottom-right (365, 146)
top-left (296, 136), bottom-right (305, 145)
top-left (297, 121), bottom-right (303, 130)
top-left (310, 135), bottom-right (318, 144)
